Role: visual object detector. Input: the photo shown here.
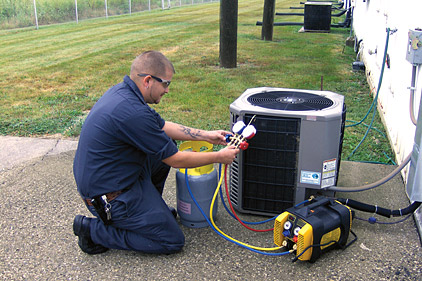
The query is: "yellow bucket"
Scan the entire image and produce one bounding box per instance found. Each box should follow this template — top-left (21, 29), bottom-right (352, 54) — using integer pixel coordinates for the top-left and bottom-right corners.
top-left (178, 141), bottom-right (214, 176)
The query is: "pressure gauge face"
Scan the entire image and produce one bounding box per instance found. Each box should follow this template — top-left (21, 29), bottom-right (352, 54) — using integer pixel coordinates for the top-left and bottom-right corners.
top-left (232, 121), bottom-right (246, 134)
top-left (241, 125), bottom-right (256, 139)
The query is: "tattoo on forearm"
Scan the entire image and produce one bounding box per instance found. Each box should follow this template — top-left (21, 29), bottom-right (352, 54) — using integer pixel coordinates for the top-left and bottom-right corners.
top-left (179, 125), bottom-right (202, 138)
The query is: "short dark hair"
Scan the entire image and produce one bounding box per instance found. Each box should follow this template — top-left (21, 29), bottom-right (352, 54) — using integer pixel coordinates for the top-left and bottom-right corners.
top-left (130, 51), bottom-right (175, 78)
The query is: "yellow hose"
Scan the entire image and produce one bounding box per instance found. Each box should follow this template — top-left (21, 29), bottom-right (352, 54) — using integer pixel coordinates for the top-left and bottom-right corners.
top-left (208, 164), bottom-right (283, 251)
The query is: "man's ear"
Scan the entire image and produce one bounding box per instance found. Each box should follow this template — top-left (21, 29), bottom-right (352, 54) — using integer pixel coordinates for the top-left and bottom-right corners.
top-left (142, 75), bottom-right (152, 88)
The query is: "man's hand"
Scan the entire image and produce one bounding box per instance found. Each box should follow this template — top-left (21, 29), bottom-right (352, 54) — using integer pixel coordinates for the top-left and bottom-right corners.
top-left (217, 146), bottom-right (240, 165)
top-left (205, 130), bottom-right (232, 146)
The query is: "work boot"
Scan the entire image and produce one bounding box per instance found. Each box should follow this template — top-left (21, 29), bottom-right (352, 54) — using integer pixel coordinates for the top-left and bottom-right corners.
top-left (73, 215), bottom-right (108, 255)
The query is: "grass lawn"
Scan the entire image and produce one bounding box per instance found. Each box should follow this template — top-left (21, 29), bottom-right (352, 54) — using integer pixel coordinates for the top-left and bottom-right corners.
top-left (0, 0), bottom-right (394, 163)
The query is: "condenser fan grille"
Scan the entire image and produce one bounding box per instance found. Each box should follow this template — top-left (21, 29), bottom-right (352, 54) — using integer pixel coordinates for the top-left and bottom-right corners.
top-left (247, 91), bottom-right (334, 111)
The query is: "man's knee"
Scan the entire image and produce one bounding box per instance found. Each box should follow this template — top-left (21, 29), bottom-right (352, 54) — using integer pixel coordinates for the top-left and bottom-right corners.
top-left (161, 230), bottom-right (185, 254)
top-left (162, 241), bottom-right (185, 254)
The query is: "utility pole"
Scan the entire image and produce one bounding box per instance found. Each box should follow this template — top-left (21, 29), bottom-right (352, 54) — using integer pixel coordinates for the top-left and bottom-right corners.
top-left (219, 0), bottom-right (238, 68)
top-left (261, 0), bottom-right (275, 41)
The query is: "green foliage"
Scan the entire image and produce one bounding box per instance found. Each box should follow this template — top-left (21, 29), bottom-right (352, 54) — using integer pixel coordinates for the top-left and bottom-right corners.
top-left (0, 0), bottom-right (33, 28)
top-left (0, 0), bottom-right (211, 29)
top-left (0, 0), bottom-right (394, 163)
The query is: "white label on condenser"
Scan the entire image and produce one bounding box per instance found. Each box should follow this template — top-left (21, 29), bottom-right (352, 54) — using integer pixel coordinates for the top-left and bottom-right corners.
top-left (322, 159), bottom-right (337, 179)
top-left (322, 177), bottom-right (336, 188)
top-left (300, 171), bottom-right (321, 185)
top-left (322, 158), bottom-right (337, 188)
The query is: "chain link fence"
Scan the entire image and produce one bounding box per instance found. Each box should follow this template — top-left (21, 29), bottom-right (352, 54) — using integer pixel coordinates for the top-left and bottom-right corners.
top-left (0, 0), bottom-right (218, 30)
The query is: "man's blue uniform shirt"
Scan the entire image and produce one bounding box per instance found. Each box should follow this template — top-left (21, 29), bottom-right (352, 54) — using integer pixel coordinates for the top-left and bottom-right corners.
top-left (73, 75), bottom-right (178, 198)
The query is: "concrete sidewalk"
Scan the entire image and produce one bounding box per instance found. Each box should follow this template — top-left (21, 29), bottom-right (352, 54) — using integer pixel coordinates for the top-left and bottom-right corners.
top-left (0, 136), bottom-right (78, 172)
top-left (0, 136), bottom-right (421, 280)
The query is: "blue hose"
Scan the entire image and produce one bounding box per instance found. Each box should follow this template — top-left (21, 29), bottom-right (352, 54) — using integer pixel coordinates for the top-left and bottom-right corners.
top-left (218, 164), bottom-right (278, 224)
top-left (219, 187), bottom-right (278, 224)
top-left (185, 168), bottom-right (291, 256)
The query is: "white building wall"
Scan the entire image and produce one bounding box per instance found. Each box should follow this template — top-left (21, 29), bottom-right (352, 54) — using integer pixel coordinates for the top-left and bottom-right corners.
top-left (352, 0), bottom-right (422, 181)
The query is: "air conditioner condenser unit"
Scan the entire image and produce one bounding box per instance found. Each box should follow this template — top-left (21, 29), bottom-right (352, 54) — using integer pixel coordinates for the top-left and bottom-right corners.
top-left (229, 87), bottom-right (346, 216)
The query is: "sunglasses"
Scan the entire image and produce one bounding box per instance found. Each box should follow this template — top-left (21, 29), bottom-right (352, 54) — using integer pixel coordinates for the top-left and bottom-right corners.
top-left (138, 73), bottom-right (171, 88)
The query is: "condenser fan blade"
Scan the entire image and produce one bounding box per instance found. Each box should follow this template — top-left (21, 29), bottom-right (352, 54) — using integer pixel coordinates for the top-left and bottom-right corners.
top-left (247, 91), bottom-right (333, 111)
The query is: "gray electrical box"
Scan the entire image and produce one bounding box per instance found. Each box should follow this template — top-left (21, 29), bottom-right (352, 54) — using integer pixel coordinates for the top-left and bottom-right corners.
top-left (406, 29), bottom-right (422, 65)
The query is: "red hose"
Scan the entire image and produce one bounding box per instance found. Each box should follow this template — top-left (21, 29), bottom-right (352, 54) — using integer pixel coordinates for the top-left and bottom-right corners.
top-left (224, 165), bottom-right (273, 232)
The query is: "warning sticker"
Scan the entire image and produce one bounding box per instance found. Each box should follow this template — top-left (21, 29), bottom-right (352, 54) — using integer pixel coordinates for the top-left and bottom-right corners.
top-left (321, 159), bottom-right (336, 187)
top-left (323, 159), bottom-right (337, 172)
top-left (300, 171), bottom-right (321, 185)
top-left (323, 171), bottom-right (336, 179)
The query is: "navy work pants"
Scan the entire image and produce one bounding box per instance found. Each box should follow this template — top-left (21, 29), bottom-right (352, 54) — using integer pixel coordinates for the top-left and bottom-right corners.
top-left (86, 157), bottom-right (185, 254)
